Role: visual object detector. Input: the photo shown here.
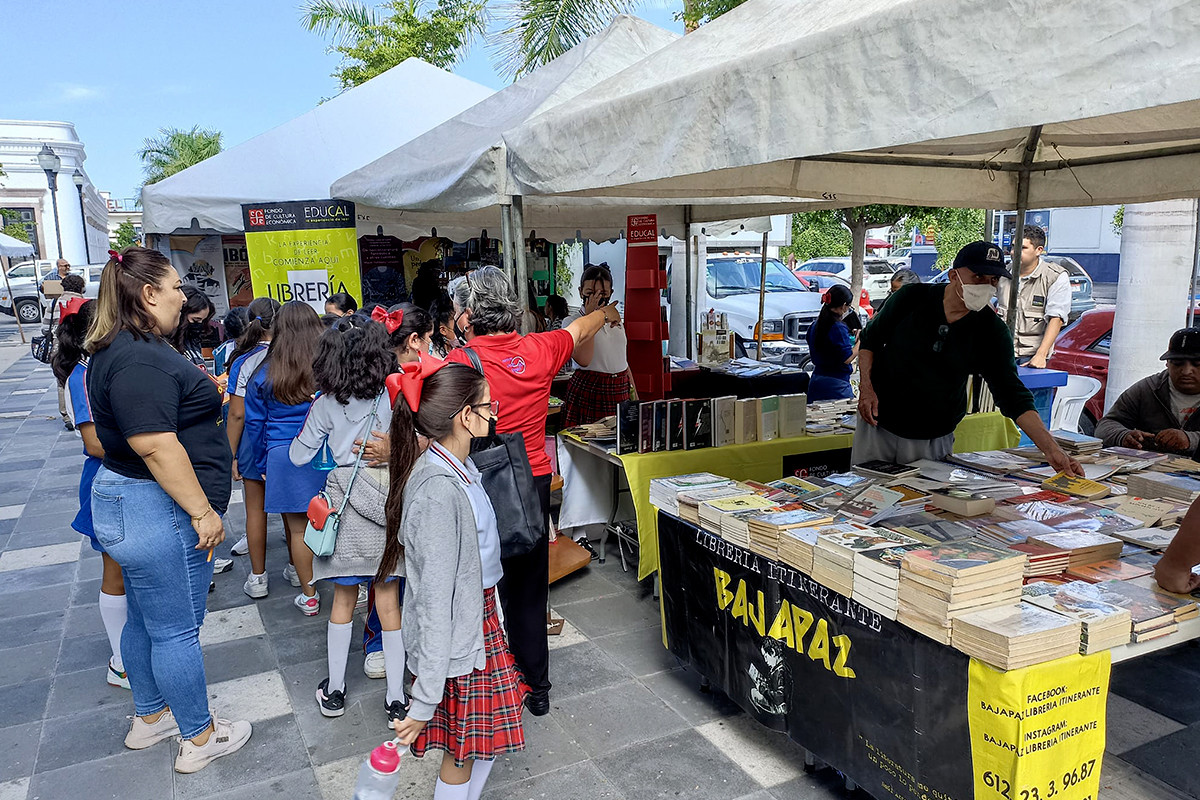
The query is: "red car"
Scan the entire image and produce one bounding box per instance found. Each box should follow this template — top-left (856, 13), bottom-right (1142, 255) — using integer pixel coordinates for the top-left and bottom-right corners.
top-left (1046, 308), bottom-right (1113, 435)
top-left (793, 271), bottom-right (875, 319)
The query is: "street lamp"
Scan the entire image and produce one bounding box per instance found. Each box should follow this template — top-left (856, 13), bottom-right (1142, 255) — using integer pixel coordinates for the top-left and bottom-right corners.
top-left (36, 144), bottom-right (63, 260)
top-left (72, 170), bottom-right (90, 263)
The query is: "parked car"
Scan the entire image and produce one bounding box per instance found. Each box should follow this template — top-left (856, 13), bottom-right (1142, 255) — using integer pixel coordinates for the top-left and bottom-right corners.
top-left (797, 257), bottom-right (896, 304)
top-left (1046, 308), bottom-right (1113, 435)
top-left (932, 254), bottom-right (1094, 321)
top-left (793, 271), bottom-right (874, 320)
top-left (0, 260), bottom-right (102, 323)
top-left (887, 246), bottom-right (912, 269)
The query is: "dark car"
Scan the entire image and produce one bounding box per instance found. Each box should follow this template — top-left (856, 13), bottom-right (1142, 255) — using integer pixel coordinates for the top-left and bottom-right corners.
top-left (1045, 308), bottom-right (1112, 434)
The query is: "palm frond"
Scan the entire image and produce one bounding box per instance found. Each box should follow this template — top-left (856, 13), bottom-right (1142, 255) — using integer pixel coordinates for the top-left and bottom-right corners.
top-left (490, 0), bottom-right (635, 81)
top-left (138, 126), bottom-right (223, 186)
top-left (300, 0), bottom-right (382, 46)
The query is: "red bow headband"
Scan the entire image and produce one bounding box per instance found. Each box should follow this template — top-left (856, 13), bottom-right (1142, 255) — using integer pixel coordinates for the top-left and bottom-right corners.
top-left (59, 297), bottom-right (88, 322)
top-left (386, 357), bottom-right (447, 413)
top-left (372, 306), bottom-right (404, 334)
top-left (108, 249), bottom-right (123, 264)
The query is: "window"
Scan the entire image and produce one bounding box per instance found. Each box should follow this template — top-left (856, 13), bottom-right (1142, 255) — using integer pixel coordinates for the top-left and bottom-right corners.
top-left (1088, 332), bottom-right (1111, 356)
top-left (89, 266), bottom-right (105, 282)
top-left (7, 263), bottom-right (34, 280)
top-left (705, 258), bottom-right (806, 299)
top-left (865, 261), bottom-right (896, 275)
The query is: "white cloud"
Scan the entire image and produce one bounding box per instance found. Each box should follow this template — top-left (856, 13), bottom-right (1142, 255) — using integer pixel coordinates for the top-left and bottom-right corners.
top-left (54, 83), bottom-right (104, 102)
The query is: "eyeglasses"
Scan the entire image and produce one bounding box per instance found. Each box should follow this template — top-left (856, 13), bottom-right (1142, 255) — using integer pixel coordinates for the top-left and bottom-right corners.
top-left (932, 324), bottom-right (950, 354)
top-left (470, 401), bottom-right (500, 417)
top-left (1168, 358), bottom-right (1200, 368)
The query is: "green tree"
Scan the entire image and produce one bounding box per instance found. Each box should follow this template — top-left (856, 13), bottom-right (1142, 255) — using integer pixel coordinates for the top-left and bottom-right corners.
top-left (110, 219), bottom-right (139, 251)
top-left (679, 0), bottom-right (746, 28)
top-left (302, 0), bottom-right (486, 88)
top-left (1111, 205), bottom-right (1124, 236)
top-left (138, 126), bottom-right (223, 187)
top-left (901, 207), bottom-right (986, 271)
top-left (1, 209), bottom-right (30, 243)
top-left (781, 210), bottom-right (851, 262)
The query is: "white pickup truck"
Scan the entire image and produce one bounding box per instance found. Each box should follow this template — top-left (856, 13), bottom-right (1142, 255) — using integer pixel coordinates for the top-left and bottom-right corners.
top-left (0, 260), bottom-right (102, 323)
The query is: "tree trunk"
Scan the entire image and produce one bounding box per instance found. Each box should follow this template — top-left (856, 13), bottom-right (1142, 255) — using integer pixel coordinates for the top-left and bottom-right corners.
top-left (846, 214), bottom-right (868, 302)
top-left (683, 0), bottom-right (699, 32)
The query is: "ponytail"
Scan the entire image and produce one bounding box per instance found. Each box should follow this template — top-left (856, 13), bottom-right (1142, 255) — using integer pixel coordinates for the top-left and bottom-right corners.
top-left (229, 297), bottom-right (280, 366)
top-left (379, 398), bottom-right (420, 582)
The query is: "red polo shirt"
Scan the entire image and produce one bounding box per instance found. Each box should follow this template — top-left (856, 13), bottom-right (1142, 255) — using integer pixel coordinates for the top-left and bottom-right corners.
top-left (446, 330), bottom-right (574, 476)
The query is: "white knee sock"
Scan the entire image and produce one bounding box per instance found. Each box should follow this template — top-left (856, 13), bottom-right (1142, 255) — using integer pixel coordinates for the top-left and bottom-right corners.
top-left (433, 778), bottom-right (470, 800)
top-left (381, 629), bottom-right (407, 706)
top-left (326, 621), bottom-right (353, 694)
top-left (97, 591), bottom-right (127, 671)
top-left (466, 759), bottom-right (494, 800)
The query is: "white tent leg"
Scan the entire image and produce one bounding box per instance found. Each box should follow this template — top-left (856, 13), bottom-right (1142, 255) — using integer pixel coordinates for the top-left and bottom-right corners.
top-left (501, 203), bottom-right (515, 277)
top-left (755, 231), bottom-right (768, 361)
top-left (512, 196), bottom-right (530, 334)
top-left (684, 205), bottom-right (694, 359)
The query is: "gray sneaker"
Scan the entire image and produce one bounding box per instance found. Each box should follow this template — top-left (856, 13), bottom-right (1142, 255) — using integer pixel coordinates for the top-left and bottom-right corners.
top-left (282, 563), bottom-right (301, 588)
top-left (125, 709), bottom-right (181, 750)
top-left (230, 535), bottom-right (249, 556)
top-left (174, 718), bottom-right (252, 773)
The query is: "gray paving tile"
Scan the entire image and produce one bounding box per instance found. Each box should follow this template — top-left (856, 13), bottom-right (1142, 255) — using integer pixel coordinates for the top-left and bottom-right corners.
top-left (0, 721), bottom-right (40, 781)
top-left (0, 609), bottom-right (64, 648)
top-left (556, 590), bottom-right (663, 639)
top-left (1121, 723), bottom-right (1200, 797)
top-left (0, 583), bottom-right (71, 619)
top-left (766, 769), bottom-right (853, 800)
top-left (194, 766), bottom-right (320, 800)
top-left (1112, 658), bottom-right (1200, 724)
top-left (172, 714), bottom-right (310, 798)
top-left (0, 459), bottom-right (45, 473)
top-left (488, 706), bottom-right (588, 789)
top-left (28, 742), bottom-right (174, 800)
top-left (0, 562), bottom-right (75, 593)
top-left (639, 667), bottom-right (743, 726)
top-left (549, 641), bottom-right (633, 701)
top-left (0, 639), bottom-right (59, 689)
top-left (548, 567), bottom-right (625, 606)
top-left (595, 729), bottom-right (761, 800)
top-left (202, 636), bottom-right (278, 686)
top-left (55, 632), bottom-right (113, 676)
top-left (69, 578), bottom-right (102, 607)
top-left (61, 604), bottom-right (104, 639)
top-left (5, 527), bottom-right (80, 550)
top-left (268, 608), bottom-right (342, 666)
top-left (46, 666), bottom-right (129, 719)
top-left (35, 702), bottom-right (133, 772)
top-left (591, 626), bottom-right (683, 678)
top-left (0, 679), bottom-right (49, 733)
top-left (553, 680), bottom-right (689, 759)
top-left (486, 759), bottom-right (629, 800)
top-left (1107, 694), bottom-right (1187, 755)
top-left (281, 651), bottom-right (390, 766)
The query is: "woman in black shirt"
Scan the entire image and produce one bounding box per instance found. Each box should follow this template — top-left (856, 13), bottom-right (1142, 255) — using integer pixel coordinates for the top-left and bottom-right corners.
top-left (86, 247), bottom-right (251, 773)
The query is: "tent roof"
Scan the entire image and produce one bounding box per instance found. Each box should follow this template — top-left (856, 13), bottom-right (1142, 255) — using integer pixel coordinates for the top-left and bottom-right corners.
top-left (141, 59), bottom-right (494, 234)
top-left (502, 0), bottom-right (1200, 210)
top-left (0, 232), bottom-right (35, 259)
top-left (332, 15), bottom-right (691, 241)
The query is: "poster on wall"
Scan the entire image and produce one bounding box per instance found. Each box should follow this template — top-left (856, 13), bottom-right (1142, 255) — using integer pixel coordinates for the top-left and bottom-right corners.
top-left (241, 200), bottom-right (362, 313)
top-left (357, 225), bottom-right (407, 309)
top-left (221, 235), bottom-right (253, 307)
top-left (168, 235), bottom-right (231, 316)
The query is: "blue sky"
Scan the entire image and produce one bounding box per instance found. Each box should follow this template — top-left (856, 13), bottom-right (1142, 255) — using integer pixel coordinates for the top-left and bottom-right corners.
top-left (5, 0), bottom-right (684, 201)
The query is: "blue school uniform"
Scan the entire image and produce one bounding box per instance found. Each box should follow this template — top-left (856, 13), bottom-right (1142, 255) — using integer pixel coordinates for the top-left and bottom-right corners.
top-left (243, 369), bottom-right (326, 513)
top-left (66, 361), bottom-right (104, 552)
top-left (228, 344), bottom-right (268, 481)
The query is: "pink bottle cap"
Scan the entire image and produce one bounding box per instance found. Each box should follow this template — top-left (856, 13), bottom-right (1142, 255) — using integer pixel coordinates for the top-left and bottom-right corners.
top-left (370, 740), bottom-right (401, 773)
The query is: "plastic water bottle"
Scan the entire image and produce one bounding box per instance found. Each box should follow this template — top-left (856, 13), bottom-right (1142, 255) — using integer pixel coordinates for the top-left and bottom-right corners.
top-left (352, 740), bottom-right (402, 799)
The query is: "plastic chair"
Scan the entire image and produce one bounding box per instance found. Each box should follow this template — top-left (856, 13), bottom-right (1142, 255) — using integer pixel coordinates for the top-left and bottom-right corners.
top-left (1050, 375), bottom-right (1102, 432)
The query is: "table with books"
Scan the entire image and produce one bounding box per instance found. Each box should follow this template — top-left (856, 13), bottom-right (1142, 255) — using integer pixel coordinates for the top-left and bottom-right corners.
top-left (649, 437), bottom-right (1200, 800)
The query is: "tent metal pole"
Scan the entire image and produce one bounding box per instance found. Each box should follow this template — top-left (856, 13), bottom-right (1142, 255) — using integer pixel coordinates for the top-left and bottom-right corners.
top-left (1005, 125), bottom-right (1042, 335)
top-left (755, 231), bottom-right (769, 361)
top-left (511, 196), bottom-right (530, 334)
top-left (500, 204), bottom-right (515, 277)
top-left (1189, 199), bottom-right (1200, 328)
top-left (984, 209), bottom-right (994, 243)
top-left (684, 205), bottom-right (694, 359)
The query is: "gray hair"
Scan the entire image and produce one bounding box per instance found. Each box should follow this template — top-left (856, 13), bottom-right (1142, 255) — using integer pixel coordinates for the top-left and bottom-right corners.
top-left (891, 268), bottom-right (921, 286)
top-left (451, 266), bottom-right (520, 335)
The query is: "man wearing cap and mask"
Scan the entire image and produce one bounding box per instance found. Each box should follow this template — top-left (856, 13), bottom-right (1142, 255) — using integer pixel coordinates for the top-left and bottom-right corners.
top-left (1096, 328), bottom-right (1200, 455)
top-left (854, 241), bottom-right (1084, 476)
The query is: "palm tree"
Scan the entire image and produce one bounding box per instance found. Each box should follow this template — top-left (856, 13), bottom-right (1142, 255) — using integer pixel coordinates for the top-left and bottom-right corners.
top-left (491, 0), bottom-right (633, 79)
top-left (138, 126), bottom-right (223, 186)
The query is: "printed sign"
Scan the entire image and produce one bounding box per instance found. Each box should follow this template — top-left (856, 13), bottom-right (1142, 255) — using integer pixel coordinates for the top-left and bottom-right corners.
top-left (242, 200), bottom-right (362, 312)
top-left (221, 235), bottom-right (252, 307)
top-left (168, 235), bottom-right (230, 316)
top-left (627, 214), bottom-right (659, 247)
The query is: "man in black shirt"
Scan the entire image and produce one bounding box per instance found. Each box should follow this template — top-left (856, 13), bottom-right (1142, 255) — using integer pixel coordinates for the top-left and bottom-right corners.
top-left (854, 241), bottom-right (1082, 476)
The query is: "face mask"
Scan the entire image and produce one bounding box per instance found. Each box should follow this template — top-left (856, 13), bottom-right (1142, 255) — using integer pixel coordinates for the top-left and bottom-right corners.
top-left (186, 321), bottom-right (208, 335)
top-left (452, 312), bottom-right (469, 345)
top-left (469, 411), bottom-right (496, 442)
top-left (956, 275), bottom-right (995, 312)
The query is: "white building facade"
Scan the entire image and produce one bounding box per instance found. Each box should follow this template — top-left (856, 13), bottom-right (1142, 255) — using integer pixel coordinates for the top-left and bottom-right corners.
top-left (0, 120), bottom-right (109, 265)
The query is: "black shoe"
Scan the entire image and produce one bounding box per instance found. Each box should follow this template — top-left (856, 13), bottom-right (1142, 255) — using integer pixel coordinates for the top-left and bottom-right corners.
top-left (317, 678), bottom-right (346, 718)
top-left (575, 536), bottom-right (599, 561)
top-left (384, 699), bottom-right (407, 729)
top-left (63, 420), bottom-right (75, 431)
top-left (209, 581), bottom-right (215, 593)
top-left (525, 691), bottom-right (550, 717)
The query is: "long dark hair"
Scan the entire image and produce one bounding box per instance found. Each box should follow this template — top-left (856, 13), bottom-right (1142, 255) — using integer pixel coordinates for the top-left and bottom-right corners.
top-left (379, 364), bottom-right (487, 581)
top-left (52, 300), bottom-right (96, 384)
top-left (85, 247), bottom-right (173, 352)
top-left (429, 292), bottom-right (455, 355)
top-left (229, 297), bottom-right (280, 366)
top-left (222, 306), bottom-right (250, 342)
top-left (314, 321), bottom-right (397, 404)
top-left (265, 302), bottom-right (325, 405)
top-left (813, 283), bottom-right (855, 343)
top-left (171, 285), bottom-right (216, 355)
top-left (386, 302), bottom-right (432, 354)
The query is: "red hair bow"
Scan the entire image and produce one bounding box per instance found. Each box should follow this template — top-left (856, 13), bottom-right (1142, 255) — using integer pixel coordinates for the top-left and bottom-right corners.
top-left (108, 249), bottom-right (123, 264)
top-left (386, 358), bottom-right (446, 413)
top-left (372, 306), bottom-right (404, 334)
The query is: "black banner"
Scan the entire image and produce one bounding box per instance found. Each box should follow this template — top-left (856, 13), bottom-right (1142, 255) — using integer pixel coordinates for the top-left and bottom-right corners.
top-left (241, 199), bottom-right (355, 232)
top-left (658, 512), bottom-right (973, 800)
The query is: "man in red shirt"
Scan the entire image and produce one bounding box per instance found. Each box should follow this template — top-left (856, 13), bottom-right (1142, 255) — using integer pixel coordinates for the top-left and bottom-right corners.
top-left (447, 266), bottom-right (618, 715)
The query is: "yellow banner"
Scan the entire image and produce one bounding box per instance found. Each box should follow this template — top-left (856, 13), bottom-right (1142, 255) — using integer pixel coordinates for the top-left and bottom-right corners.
top-left (968, 652), bottom-right (1109, 800)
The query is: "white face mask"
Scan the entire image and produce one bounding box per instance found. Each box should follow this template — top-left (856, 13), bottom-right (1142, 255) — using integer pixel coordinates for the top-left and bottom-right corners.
top-left (957, 277), bottom-right (995, 312)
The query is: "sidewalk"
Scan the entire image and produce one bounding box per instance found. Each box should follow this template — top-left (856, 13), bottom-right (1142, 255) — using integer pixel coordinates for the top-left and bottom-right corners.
top-left (0, 351), bottom-right (1194, 800)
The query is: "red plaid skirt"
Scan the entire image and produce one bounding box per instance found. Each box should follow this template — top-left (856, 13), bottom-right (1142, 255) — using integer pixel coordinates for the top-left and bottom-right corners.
top-left (563, 369), bottom-right (631, 427)
top-left (411, 588), bottom-right (527, 766)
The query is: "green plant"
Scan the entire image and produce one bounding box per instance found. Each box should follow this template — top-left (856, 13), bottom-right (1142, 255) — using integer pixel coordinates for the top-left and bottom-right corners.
top-left (138, 126), bottom-right (223, 187)
top-left (1111, 205), bottom-right (1124, 236)
top-left (110, 219), bottom-right (139, 251)
top-left (902, 208), bottom-right (986, 271)
top-left (0, 208), bottom-right (28, 243)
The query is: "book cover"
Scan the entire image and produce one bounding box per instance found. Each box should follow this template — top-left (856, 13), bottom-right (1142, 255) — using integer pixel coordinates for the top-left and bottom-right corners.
top-left (778, 393), bottom-right (807, 439)
top-left (1065, 559), bottom-right (1153, 583)
top-left (753, 508), bottom-right (832, 528)
top-left (616, 400), bottom-right (641, 455)
top-left (667, 400), bottom-right (685, 451)
top-left (683, 399), bottom-right (713, 450)
top-left (712, 395), bottom-right (737, 448)
top-left (1042, 473), bottom-right (1110, 500)
top-left (930, 489), bottom-right (996, 516)
top-left (1070, 580), bottom-right (1183, 626)
top-left (903, 542), bottom-right (1026, 578)
top-left (954, 602), bottom-right (1081, 639)
top-left (637, 402), bottom-right (654, 454)
top-left (841, 486), bottom-right (906, 522)
top-left (856, 460), bottom-right (921, 479)
top-left (735, 398), bottom-right (758, 445)
top-left (1025, 530), bottom-right (1122, 552)
top-left (1022, 581), bottom-right (1132, 623)
top-left (703, 495), bottom-right (778, 514)
top-left (651, 400), bottom-right (668, 452)
top-left (888, 483), bottom-right (932, 505)
top-left (756, 395), bottom-right (780, 442)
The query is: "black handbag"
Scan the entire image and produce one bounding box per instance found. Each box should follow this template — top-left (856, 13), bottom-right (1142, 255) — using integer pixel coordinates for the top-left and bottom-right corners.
top-left (31, 326), bottom-right (53, 364)
top-left (462, 347), bottom-right (545, 558)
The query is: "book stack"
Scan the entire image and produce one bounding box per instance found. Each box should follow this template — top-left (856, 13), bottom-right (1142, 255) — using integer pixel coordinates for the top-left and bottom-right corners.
top-left (1021, 581), bottom-right (1133, 654)
top-left (854, 460), bottom-right (921, 481)
top-left (780, 522), bottom-right (861, 574)
top-left (973, 518), bottom-right (1055, 549)
top-left (840, 485), bottom-right (907, 524)
top-left (853, 543), bottom-right (926, 620)
top-left (1065, 580), bottom-right (1183, 642)
top-left (1064, 559), bottom-right (1153, 583)
top-left (930, 489), bottom-right (997, 517)
top-left (1125, 576), bottom-right (1200, 623)
top-left (649, 473), bottom-right (732, 516)
top-left (948, 450), bottom-right (1041, 475)
top-left (1127, 472), bottom-right (1200, 503)
top-left (677, 484), bottom-right (757, 525)
top-left (1052, 430), bottom-right (1104, 455)
top-left (698, 494), bottom-right (778, 536)
top-left (1023, 531), bottom-right (1124, 568)
top-left (812, 527), bottom-right (908, 597)
top-left (746, 507), bottom-right (833, 560)
top-left (951, 603), bottom-right (1082, 669)
top-left (1009, 541), bottom-right (1071, 578)
top-left (1041, 472), bottom-right (1110, 501)
top-left (1115, 526), bottom-right (1178, 551)
top-left (897, 543), bottom-right (1028, 645)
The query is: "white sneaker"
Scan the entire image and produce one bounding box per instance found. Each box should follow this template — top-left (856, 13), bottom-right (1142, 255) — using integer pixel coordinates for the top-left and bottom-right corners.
top-left (363, 650), bottom-right (386, 679)
top-left (211, 557), bottom-right (233, 575)
top-left (230, 535), bottom-right (249, 556)
top-left (125, 708), bottom-right (180, 750)
top-left (356, 584), bottom-right (369, 610)
top-left (294, 591), bottom-right (320, 616)
top-left (282, 563), bottom-right (300, 588)
top-left (243, 572), bottom-right (268, 599)
top-left (174, 718), bottom-right (252, 773)
top-left (107, 658), bottom-right (130, 690)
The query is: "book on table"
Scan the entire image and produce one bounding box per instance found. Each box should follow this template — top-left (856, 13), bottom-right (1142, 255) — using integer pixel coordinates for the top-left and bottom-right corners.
top-left (1021, 580), bottom-right (1133, 654)
top-left (778, 393), bottom-right (807, 438)
top-left (1040, 472), bottom-right (1110, 500)
top-left (1023, 530), bottom-right (1124, 567)
top-left (711, 395), bottom-right (738, 448)
top-left (734, 398), bottom-right (758, 445)
top-left (756, 395), bottom-right (780, 442)
top-left (840, 485), bottom-right (907, 523)
top-left (1113, 526), bottom-right (1178, 550)
top-left (948, 450), bottom-right (1041, 475)
top-left (930, 489), bottom-right (996, 517)
top-left (854, 460), bottom-right (922, 480)
top-left (1059, 579), bottom-right (1183, 639)
top-left (683, 399), bottom-right (713, 450)
top-left (666, 399), bottom-right (685, 451)
top-left (1063, 559), bottom-right (1153, 583)
top-left (1127, 472), bottom-right (1200, 502)
top-left (651, 400), bottom-right (668, 452)
top-left (616, 400), bottom-right (641, 455)
top-left (1009, 541), bottom-right (1071, 577)
top-left (951, 603), bottom-right (1083, 670)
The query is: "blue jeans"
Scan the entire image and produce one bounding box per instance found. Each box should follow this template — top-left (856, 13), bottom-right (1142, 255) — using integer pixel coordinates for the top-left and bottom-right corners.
top-left (91, 467), bottom-right (214, 739)
top-left (807, 373), bottom-right (854, 402)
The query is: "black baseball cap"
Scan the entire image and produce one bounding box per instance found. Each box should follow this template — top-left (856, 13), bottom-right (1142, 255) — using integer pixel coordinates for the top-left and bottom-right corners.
top-left (1161, 328), bottom-right (1200, 360)
top-left (952, 241), bottom-right (1013, 280)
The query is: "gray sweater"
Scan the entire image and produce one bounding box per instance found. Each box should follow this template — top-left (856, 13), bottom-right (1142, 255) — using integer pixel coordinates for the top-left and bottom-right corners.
top-left (400, 457), bottom-right (487, 721)
top-left (311, 465), bottom-right (403, 582)
top-left (1095, 370), bottom-right (1200, 455)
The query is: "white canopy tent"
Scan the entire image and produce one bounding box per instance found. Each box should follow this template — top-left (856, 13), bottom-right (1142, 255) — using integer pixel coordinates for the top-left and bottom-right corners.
top-left (140, 59), bottom-right (494, 235)
top-left (0, 232), bottom-right (36, 343)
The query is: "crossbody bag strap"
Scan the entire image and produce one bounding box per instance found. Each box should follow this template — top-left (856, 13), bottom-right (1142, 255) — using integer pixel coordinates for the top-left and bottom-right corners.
top-left (335, 391), bottom-right (382, 515)
top-left (463, 346), bottom-right (485, 377)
